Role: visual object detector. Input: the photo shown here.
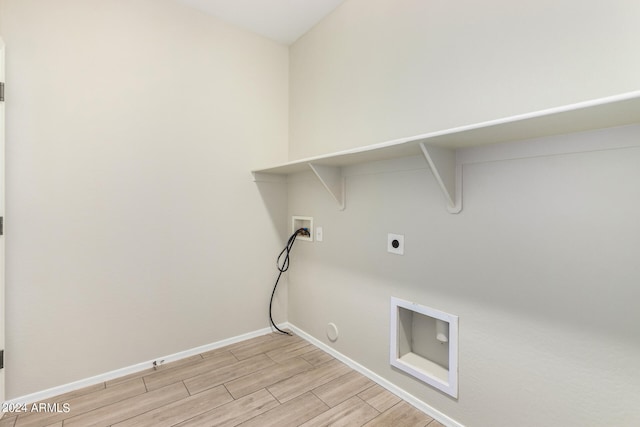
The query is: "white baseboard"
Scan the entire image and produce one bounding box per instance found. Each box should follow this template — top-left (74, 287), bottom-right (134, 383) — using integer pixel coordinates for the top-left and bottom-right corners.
top-left (285, 322), bottom-right (465, 427)
top-left (4, 326), bottom-right (277, 406)
top-left (6, 323), bottom-right (463, 427)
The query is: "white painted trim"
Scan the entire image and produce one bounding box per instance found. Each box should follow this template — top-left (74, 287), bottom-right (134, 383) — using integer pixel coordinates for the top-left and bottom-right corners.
top-left (390, 297), bottom-right (459, 398)
top-left (253, 90), bottom-right (640, 174)
top-left (284, 124), bottom-right (640, 214)
top-left (0, 37), bottom-right (6, 404)
top-left (456, 123), bottom-right (640, 165)
top-left (286, 124), bottom-right (640, 179)
top-left (3, 327), bottom-right (277, 406)
top-left (6, 322), bottom-right (464, 426)
top-left (286, 322), bottom-right (465, 427)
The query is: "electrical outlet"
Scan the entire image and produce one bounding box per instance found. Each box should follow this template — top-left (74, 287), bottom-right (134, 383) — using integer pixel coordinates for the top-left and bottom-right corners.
top-left (387, 233), bottom-right (404, 255)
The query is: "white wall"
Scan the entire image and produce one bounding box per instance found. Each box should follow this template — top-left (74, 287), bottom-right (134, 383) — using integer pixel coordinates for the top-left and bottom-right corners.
top-left (287, 126), bottom-right (640, 426)
top-left (289, 0), bottom-right (640, 159)
top-left (1, 0), bottom-right (288, 398)
top-left (287, 1), bottom-right (640, 426)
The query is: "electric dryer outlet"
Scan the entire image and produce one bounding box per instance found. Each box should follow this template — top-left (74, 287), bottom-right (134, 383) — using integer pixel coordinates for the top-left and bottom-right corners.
top-left (387, 233), bottom-right (404, 255)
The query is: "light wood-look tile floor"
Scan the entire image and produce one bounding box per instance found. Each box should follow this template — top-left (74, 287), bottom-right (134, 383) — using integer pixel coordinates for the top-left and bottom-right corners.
top-left (1, 332), bottom-right (445, 427)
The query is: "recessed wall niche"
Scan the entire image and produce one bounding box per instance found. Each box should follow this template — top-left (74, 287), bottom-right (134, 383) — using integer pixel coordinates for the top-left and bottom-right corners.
top-left (390, 297), bottom-right (459, 398)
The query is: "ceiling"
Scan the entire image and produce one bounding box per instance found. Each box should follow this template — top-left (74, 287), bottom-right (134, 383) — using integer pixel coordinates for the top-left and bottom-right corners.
top-left (175, 0), bottom-right (347, 45)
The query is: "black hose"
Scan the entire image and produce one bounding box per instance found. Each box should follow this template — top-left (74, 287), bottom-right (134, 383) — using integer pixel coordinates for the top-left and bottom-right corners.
top-left (269, 228), bottom-right (309, 335)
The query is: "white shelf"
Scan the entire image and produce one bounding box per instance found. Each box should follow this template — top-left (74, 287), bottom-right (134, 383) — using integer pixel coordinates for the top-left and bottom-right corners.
top-left (252, 91), bottom-right (640, 213)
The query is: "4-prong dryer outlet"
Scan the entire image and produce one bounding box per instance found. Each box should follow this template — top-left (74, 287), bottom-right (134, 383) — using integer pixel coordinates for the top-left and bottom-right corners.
top-left (388, 233), bottom-right (404, 255)
top-left (292, 216), bottom-right (313, 242)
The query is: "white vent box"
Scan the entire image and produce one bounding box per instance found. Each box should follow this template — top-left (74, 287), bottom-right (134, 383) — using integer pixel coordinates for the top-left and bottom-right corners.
top-left (390, 297), bottom-right (458, 398)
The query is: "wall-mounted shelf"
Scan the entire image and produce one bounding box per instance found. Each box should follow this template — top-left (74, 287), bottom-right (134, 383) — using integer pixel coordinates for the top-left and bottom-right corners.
top-left (252, 91), bottom-right (640, 213)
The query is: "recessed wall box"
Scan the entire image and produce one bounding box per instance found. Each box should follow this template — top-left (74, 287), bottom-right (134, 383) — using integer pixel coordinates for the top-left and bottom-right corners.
top-left (292, 216), bottom-right (313, 242)
top-left (390, 297), bottom-right (459, 398)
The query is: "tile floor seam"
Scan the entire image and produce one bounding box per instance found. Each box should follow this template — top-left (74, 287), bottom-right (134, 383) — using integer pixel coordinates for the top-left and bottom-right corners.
top-left (10, 333), bottom-right (437, 427)
top-left (356, 394), bottom-right (381, 415)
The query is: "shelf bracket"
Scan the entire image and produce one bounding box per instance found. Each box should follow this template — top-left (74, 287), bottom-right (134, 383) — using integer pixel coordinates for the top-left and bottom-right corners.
top-left (308, 163), bottom-right (345, 210)
top-left (419, 143), bottom-right (462, 214)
